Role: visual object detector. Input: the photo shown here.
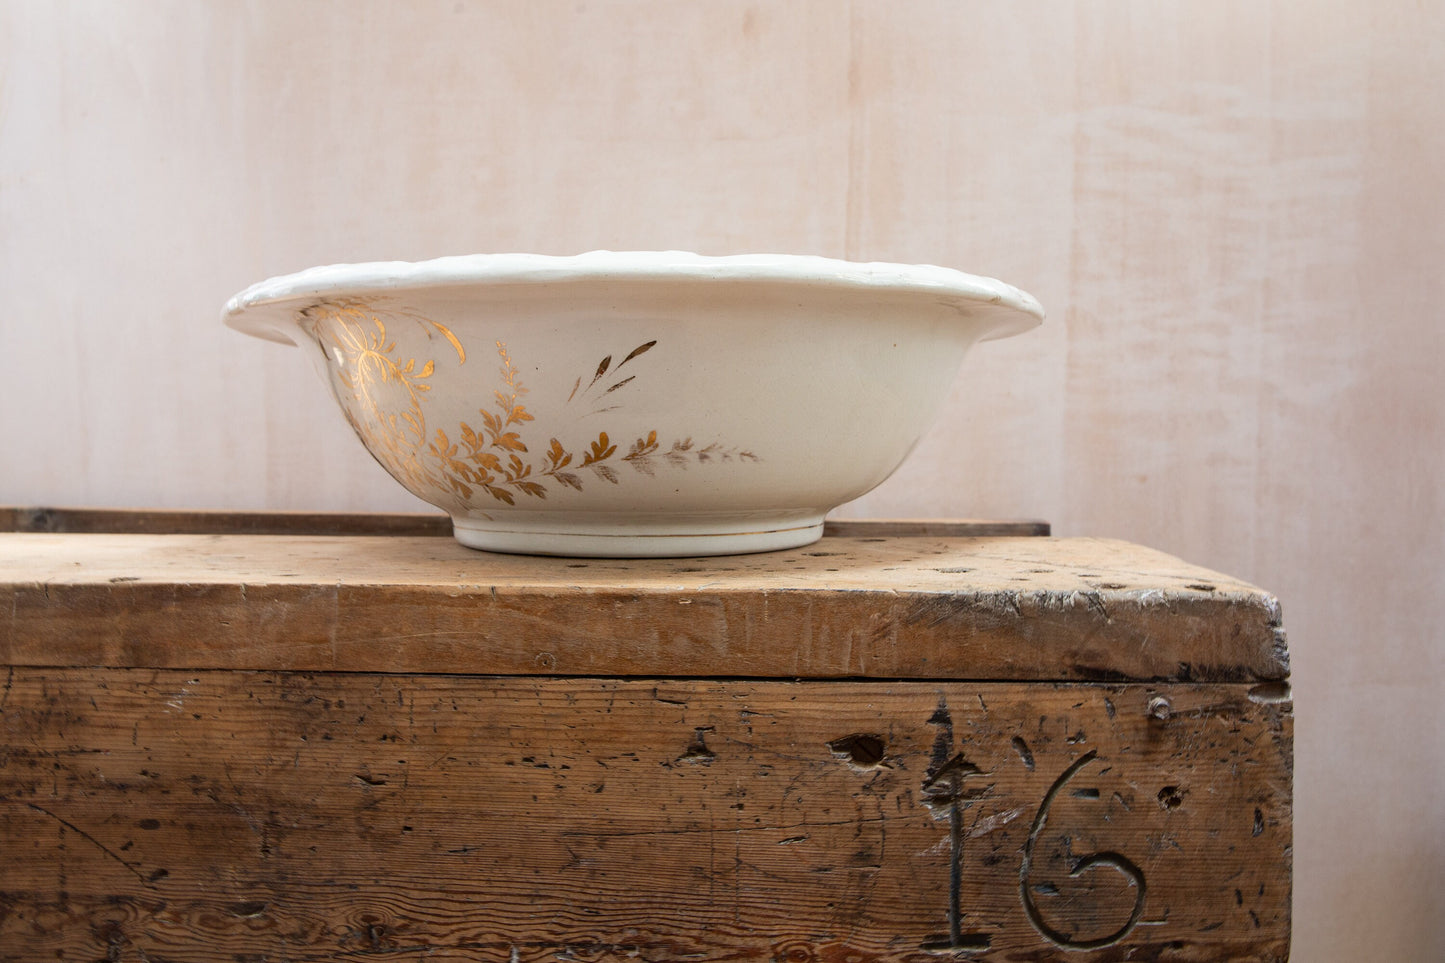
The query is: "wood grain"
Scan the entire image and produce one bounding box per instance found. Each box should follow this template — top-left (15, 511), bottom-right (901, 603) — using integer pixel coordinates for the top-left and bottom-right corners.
top-left (0, 533), bottom-right (1286, 682)
top-left (0, 669), bottom-right (1291, 962)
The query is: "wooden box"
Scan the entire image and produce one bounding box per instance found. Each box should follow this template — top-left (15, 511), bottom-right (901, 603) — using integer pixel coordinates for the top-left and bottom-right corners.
top-left (0, 512), bottom-right (1292, 961)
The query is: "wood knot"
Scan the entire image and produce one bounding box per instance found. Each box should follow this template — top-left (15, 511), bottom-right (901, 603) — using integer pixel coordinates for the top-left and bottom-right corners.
top-left (771, 939), bottom-right (818, 963)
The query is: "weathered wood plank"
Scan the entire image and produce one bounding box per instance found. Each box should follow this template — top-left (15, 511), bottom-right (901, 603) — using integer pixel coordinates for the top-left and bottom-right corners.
top-left (0, 506), bottom-right (456, 537)
top-left (0, 534), bottom-right (1286, 682)
top-left (0, 669), bottom-right (1291, 962)
top-left (0, 508), bottom-right (1047, 539)
top-left (823, 519), bottom-right (1051, 538)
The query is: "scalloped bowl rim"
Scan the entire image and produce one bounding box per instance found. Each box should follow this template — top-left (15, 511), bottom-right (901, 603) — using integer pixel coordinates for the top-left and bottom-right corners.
top-left (224, 251), bottom-right (1045, 345)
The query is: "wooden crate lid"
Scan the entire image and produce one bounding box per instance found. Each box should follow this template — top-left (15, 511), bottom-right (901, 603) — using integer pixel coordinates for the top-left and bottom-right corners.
top-left (0, 514), bottom-right (1286, 683)
top-left (0, 506), bottom-right (1048, 539)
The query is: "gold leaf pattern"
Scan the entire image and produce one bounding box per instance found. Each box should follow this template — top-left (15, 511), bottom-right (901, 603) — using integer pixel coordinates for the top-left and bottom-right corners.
top-left (300, 301), bottom-right (757, 512)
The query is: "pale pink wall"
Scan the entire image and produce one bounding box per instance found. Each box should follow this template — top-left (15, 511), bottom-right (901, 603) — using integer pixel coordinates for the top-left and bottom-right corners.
top-left (2, 2), bottom-right (1441, 958)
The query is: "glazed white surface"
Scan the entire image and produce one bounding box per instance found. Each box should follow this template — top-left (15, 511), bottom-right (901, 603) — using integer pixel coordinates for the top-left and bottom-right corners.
top-left (224, 251), bottom-right (1044, 342)
top-left (224, 254), bottom-right (1043, 556)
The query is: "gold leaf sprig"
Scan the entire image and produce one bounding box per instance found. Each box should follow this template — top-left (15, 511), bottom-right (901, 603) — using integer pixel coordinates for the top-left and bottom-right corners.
top-left (308, 310), bottom-right (758, 511)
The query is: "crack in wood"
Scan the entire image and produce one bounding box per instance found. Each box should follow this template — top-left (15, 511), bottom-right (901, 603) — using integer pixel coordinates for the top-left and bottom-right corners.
top-left (562, 816), bottom-right (890, 843)
top-left (25, 802), bottom-right (155, 887)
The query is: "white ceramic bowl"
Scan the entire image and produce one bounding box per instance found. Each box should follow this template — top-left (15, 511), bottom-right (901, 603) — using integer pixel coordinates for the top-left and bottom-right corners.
top-left (225, 252), bottom-right (1043, 556)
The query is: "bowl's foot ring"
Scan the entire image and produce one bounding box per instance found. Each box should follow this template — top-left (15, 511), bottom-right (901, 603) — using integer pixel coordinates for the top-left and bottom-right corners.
top-left (450, 517), bottom-right (825, 558)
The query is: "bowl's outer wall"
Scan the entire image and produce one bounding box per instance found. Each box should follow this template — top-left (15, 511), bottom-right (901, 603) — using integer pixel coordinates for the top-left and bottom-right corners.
top-left (290, 284), bottom-right (990, 523)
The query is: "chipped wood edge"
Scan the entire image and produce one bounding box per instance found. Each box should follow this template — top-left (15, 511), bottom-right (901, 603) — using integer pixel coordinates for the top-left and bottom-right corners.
top-left (0, 580), bottom-right (1289, 683)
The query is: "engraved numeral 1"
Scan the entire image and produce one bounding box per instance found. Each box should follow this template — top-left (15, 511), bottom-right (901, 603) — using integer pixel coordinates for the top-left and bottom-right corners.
top-left (920, 698), bottom-right (991, 953)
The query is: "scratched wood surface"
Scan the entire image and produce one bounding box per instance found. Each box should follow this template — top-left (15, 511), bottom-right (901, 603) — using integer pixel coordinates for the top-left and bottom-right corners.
top-left (0, 533), bottom-right (1285, 682)
top-left (0, 669), bottom-right (1291, 962)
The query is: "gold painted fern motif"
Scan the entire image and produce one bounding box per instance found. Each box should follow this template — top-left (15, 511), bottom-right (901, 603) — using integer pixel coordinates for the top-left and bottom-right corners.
top-left (300, 300), bottom-right (757, 510)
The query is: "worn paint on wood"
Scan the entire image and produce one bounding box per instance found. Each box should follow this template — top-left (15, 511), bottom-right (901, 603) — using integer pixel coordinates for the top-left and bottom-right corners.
top-left (0, 669), bottom-right (1291, 962)
top-left (0, 533), bottom-right (1285, 682)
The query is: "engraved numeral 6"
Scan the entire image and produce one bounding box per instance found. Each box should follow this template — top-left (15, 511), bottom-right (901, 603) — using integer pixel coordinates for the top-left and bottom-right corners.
top-left (1019, 749), bottom-right (1147, 949)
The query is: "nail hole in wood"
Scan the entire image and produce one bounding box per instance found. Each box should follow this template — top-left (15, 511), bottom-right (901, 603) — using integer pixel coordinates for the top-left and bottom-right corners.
top-left (827, 733), bottom-right (887, 769)
top-left (1011, 735), bottom-right (1035, 771)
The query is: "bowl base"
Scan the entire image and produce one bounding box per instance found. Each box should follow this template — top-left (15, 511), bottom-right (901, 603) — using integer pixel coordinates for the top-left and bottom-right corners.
top-left (450, 515), bottom-right (825, 558)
